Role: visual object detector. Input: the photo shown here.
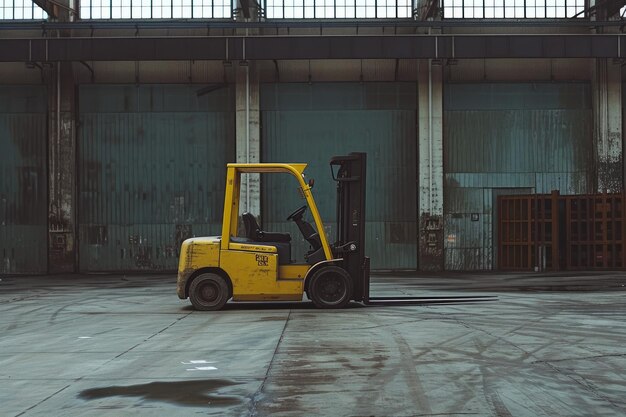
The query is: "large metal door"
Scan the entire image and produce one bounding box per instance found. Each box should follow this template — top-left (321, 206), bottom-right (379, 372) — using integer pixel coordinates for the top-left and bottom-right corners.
top-left (445, 83), bottom-right (592, 270)
top-left (0, 86), bottom-right (48, 274)
top-left (261, 83), bottom-right (417, 270)
top-left (78, 85), bottom-right (234, 271)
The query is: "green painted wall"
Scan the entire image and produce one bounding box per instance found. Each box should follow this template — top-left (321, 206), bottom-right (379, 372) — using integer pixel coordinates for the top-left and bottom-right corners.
top-left (444, 83), bottom-right (593, 270)
top-left (0, 85), bottom-right (48, 274)
top-left (78, 85), bottom-right (235, 271)
top-left (261, 83), bottom-right (417, 269)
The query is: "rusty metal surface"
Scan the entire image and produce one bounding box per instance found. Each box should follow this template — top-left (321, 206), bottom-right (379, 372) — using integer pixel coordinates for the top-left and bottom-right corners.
top-left (444, 82), bottom-right (592, 271)
top-left (0, 85), bottom-right (48, 274)
top-left (48, 63), bottom-right (78, 274)
top-left (78, 84), bottom-right (235, 272)
top-left (261, 82), bottom-right (418, 270)
top-left (565, 194), bottom-right (625, 269)
top-left (497, 192), bottom-right (625, 271)
top-left (497, 193), bottom-right (557, 271)
top-left (594, 61), bottom-right (622, 194)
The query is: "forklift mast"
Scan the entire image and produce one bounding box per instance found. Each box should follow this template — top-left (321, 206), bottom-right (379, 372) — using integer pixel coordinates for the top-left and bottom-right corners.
top-left (331, 152), bottom-right (370, 302)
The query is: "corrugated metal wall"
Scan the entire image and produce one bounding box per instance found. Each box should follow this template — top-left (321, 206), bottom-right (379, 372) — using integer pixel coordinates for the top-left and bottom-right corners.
top-left (261, 83), bottom-right (417, 269)
top-left (78, 85), bottom-right (234, 271)
top-left (0, 85), bottom-right (48, 274)
top-left (444, 83), bottom-right (593, 270)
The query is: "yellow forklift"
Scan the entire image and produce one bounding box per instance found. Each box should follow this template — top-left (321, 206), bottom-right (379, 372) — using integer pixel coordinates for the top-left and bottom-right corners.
top-left (177, 152), bottom-right (494, 310)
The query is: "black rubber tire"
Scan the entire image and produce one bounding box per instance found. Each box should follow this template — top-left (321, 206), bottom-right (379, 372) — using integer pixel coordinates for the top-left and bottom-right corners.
top-left (308, 266), bottom-right (353, 309)
top-left (189, 273), bottom-right (230, 311)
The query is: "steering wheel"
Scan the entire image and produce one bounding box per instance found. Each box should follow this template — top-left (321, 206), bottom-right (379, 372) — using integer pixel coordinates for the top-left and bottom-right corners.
top-left (286, 205), bottom-right (307, 221)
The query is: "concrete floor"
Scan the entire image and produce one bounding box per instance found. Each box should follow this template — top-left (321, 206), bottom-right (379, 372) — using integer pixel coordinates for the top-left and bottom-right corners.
top-left (1, 273), bottom-right (626, 417)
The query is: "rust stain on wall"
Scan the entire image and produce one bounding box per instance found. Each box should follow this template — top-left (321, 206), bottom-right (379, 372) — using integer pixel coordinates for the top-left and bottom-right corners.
top-left (419, 213), bottom-right (443, 271)
top-left (597, 160), bottom-right (623, 194)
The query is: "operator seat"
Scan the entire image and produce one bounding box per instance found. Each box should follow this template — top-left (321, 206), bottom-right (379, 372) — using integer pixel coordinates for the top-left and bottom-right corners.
top-left (242, 213), bottom-right (291, 243)
top-left (242, 212), bottom-right (291, 265)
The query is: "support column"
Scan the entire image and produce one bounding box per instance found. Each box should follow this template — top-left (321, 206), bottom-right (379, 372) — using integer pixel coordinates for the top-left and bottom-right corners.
top-left (47, 61), bottom-right (76, 273)
top-left (47, 3), bottom-right (77, 273)
top-left (234, 1), bottom-right (261, 216)
top-left (417, 59), bottom-right (444, 271)
top-left (235, 61), bottom-right (261, 215)
top-left (592, 58), bottom-right (623, 193)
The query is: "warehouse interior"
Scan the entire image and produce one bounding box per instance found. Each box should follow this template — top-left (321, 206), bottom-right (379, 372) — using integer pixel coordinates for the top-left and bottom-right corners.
top-left (3, 3), bottom-right (626, 417)
top-left (1, 0), bottom-right (625, 274)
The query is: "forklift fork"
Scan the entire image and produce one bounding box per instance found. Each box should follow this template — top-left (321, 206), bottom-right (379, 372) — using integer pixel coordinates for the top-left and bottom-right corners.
top-left (333, 153), bottom-right (497, 307)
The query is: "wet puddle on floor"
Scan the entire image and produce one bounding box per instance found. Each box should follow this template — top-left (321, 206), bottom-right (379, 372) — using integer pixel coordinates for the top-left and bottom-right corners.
top-left (78, 379), bottom-right (242, 407)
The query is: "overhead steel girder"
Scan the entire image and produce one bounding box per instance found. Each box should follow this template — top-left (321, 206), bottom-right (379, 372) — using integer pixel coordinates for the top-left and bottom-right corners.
top-left (32, 0), bottom-right (57, 17)
top-left (0, 34), bottom-right (623, 62)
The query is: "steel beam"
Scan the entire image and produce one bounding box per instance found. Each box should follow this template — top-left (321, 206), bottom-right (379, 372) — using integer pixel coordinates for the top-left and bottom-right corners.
top-left (2, 18), bottom-right (626, 30)
top-left (0, 34), bottom-right (624, 62)
top-left (32, 0), bottom-right (56, 17)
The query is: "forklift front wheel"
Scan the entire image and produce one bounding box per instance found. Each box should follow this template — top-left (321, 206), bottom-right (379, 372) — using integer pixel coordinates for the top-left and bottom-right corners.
top-left (308, 266), bottom-right (353, 309)
top-left (189, 273), bottom-right (230, 311)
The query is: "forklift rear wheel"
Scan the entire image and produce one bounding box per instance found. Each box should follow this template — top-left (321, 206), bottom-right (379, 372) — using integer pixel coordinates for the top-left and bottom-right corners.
top-left (189, 273), bottom-right (229, 311)
top-left (308, 266), bottom-right (353, 309)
